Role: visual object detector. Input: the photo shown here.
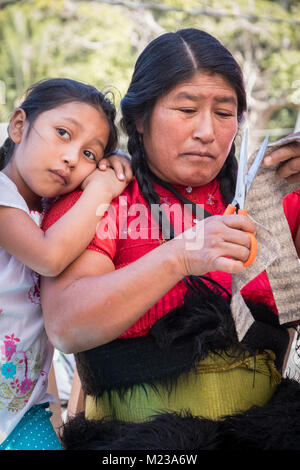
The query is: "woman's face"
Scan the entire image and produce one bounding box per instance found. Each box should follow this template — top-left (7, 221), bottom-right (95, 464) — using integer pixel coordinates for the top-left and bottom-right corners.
top-left (138, 71), bottom-right (239, 187)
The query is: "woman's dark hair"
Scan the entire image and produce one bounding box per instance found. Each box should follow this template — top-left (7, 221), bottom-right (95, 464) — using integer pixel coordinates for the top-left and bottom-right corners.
top-left (121, 28), bottom-right (247, 207)
top-left (0, 78), bottom-right (118, 170)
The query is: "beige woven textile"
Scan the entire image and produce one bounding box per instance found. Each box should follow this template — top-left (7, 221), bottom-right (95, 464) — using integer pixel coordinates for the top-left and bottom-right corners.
top-left (231, 132), bottom-right (300, 341)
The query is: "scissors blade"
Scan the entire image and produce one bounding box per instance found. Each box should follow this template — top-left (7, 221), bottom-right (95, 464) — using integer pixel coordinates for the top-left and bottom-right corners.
top-left (232, 128), bottom-right (248, 209)
top-left (246, 134), bottom-right (269, 194)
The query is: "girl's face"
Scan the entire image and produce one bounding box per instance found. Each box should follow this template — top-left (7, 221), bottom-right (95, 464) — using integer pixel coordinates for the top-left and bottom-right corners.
top-left (7, 101), bottom-right (110, 203)
top-left (138, 71), bottom-right (239, 187)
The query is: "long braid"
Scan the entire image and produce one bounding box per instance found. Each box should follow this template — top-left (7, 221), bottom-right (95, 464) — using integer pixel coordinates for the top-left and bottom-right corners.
top-left (125, 121), bottom-right (161, 208)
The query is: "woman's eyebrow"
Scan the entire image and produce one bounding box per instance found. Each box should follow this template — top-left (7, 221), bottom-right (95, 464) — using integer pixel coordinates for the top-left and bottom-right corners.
top-left (174, 92), bottom-right (199, 101)
top-left (214, 96), bottom-right (237, 105)
top-left (174, 92), bottom-right (237, 106)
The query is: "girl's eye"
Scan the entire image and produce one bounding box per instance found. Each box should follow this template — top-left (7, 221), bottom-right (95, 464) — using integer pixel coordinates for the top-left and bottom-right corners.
top-left (83, 150), bottom-right (96, 162)
top-left (57, 128), bottom-right (70, 139)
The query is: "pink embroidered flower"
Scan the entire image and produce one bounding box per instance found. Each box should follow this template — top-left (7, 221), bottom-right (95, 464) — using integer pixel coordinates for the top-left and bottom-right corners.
top-left (5, 333), bottom-right (20, 342)
top-left (206, 193), bottom-right (215, 205)
top-left (19, 377), bottom-right (34, 394)
top-left (2, 340), bottom-right (17, 360)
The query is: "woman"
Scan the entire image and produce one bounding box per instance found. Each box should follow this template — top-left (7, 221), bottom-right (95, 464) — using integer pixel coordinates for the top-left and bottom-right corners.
top-left (41, 29), bottom-right (300, 450)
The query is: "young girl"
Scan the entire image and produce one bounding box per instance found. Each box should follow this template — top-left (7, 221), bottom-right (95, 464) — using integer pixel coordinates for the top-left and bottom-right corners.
top-left (0, 78), bottom-right (132, 450)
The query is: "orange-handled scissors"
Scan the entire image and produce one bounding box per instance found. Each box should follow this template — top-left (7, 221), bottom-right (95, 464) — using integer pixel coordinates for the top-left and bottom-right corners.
top-left (224, 129), bottom-right (269, 267)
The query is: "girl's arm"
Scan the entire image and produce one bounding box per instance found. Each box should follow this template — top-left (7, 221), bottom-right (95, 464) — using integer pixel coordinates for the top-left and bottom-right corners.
top-left (40, 214), bottom-right (255, 354)
top-left (0, 168), bottom-right (128, 276)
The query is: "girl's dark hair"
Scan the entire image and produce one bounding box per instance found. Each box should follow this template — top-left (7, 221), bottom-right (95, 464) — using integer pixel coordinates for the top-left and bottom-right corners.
top-left (0, 78), bottom-right (118, 170)
top-left (121, 28), bottom-right (247, 207)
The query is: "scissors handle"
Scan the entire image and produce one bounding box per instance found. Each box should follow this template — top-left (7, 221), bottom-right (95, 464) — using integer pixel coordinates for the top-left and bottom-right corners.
top-left (223, 206), bottom-right (257, 267)
top-left (224, 204), bottom-right (236, 215)
top-left (237, 209), bottom-right (257, 267)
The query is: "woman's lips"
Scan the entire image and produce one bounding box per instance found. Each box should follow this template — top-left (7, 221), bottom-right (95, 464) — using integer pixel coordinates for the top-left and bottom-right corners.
top-left (181, 152), bottom-right (215, 159)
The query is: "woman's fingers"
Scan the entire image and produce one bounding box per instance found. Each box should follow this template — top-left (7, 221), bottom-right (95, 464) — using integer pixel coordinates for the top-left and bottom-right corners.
top-left (222, 213), bottom-right (256, 235)
top-left (181, 214), bottom-right (256, 276)
top-left (221, 225), bottom-right (252, 249)
top-left (276, 157), bottom-right (300, 179)
top-left (220, 241), bottom-right (251, 263)
top-left (264, 140), bottom-right (300, 183)
top-left (264, 141), bottom-right (300, 167)
top-left (212, 256), bottom-right (244, 274)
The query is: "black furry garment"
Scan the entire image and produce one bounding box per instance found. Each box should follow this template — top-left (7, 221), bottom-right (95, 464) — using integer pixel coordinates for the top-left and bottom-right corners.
top-left (61, 288), bottom-right (300, 450)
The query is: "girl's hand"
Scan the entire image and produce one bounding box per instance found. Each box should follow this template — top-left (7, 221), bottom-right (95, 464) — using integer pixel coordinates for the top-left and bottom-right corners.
top-left (174, 214), bottom-right (256, 277)
top-left (81, 167), bottom-right (128, 200)
top-left (99, 150), bottom-right (133, 183)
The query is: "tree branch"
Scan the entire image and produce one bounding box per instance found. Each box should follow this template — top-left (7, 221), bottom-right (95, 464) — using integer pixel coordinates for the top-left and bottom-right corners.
top-left (77, 0), bottom-right (300, 26)
top-left (0, 0), bottom-right (21, 9)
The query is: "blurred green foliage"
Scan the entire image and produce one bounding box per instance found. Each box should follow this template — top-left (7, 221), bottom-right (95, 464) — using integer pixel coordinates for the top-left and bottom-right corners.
top-left (0, 0), bottom-right (299, 140)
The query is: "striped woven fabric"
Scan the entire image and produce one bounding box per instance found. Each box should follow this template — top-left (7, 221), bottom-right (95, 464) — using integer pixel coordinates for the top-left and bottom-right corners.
top-left (231, 132), bottom-right (300, 340)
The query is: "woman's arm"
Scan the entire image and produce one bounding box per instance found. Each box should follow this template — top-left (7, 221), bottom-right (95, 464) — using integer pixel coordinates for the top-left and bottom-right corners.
top-left (41, 214), bottom-right (255, 353)
top-left (0, 169), bottom-right (127, 276)
top-left (41, 243), bottom-right (183, 353)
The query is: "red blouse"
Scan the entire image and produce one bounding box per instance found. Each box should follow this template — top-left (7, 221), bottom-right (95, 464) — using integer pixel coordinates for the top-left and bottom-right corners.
top-left (42, 179), bottom-right (300, 339)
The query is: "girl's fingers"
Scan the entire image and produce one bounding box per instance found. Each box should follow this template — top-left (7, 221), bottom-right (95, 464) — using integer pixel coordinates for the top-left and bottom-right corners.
top-left (123, 163), bottom-right (133, 182)
top-left (109, 159), bottom-right (125, 181)
top-left (99, 158), bottom-right (125, 180)
top-left (98, 160), bottom-right (109, 170)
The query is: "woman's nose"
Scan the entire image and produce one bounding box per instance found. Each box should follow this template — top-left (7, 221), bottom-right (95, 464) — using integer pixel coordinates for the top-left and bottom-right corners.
top-left (192, 113), bottom-right (215, 143)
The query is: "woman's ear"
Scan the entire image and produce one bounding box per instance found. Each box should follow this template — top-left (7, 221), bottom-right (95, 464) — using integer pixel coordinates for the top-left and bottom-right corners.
top-left (135, 119), bottom-right (144, 134)
top-left (8, 109), bottom-right (27, 144)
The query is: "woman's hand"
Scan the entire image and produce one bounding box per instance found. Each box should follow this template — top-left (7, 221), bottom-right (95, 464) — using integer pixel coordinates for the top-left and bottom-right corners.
top-left (174, 214), bottom-right (256, 277)
top-left (263, 138), bottom-right (300, 184)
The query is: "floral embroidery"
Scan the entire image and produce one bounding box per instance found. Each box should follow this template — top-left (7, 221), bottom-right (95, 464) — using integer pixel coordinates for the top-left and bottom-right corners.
top-left (1, 362), bottom-right (16, 379)
top-left (1, 334), bottom-right (19, 360)
top-left (19, 377), bottom-right (34, 394)
top-left (0, 333), bottom-right (40, 412)
top-left (206, 193), bottom-right (216, 205)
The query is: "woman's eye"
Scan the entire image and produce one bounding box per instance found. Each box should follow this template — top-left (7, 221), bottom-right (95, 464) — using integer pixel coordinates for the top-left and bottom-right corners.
top-left (179, 108), bottom-right (195, 114)
top-left (83, 150), bottom-right (96, 162)
top-left (56, 128), bottom-right (70, 139)
top-left (216, 112), bottom-right (234, 117)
